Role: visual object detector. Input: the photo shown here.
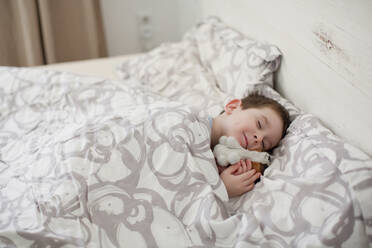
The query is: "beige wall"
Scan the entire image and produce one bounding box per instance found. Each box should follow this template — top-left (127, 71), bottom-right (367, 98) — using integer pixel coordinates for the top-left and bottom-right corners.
top-left (0, 0), bottom-right (106, 66)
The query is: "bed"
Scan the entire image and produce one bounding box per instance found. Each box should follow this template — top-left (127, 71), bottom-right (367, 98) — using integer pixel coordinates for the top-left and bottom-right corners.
top-left (1, 5), bottom-right (371, 248)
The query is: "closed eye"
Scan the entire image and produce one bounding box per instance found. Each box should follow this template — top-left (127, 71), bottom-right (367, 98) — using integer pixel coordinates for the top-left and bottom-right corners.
top-left (257, 120), bottom-right (262, 129)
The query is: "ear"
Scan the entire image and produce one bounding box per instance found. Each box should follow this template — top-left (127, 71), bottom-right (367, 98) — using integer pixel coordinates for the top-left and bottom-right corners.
top-left (224, 99), bottom-right (242, 114)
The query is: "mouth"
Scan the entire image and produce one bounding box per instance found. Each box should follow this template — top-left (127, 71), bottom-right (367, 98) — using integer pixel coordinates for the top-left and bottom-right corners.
top-left (243, 133), bottom-right (248, 149)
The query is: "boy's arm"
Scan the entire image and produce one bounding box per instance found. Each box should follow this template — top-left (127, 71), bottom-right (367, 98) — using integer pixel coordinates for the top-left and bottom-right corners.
top-left (219, 162), bottom-right (261, 198)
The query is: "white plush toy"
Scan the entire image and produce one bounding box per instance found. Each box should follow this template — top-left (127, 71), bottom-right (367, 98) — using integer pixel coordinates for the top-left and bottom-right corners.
top-left (213, 136), bottom-right (271, 167)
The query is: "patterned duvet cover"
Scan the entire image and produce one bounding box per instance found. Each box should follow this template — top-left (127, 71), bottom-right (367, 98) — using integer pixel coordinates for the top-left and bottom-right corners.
top-left (1, 17), bottom-right (372, 246)
top-left (0, 68), bottom-right (229, 247)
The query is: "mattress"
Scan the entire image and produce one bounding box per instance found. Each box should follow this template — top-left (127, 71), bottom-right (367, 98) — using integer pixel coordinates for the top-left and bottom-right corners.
top-left (35, 54), bottom-right (138, 79)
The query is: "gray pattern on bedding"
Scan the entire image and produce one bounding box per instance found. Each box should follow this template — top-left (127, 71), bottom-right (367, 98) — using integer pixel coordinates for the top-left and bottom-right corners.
top-left (1, 17), bottom-right (372, 247)
top-left (115, 17), bottom-right (372, 247)
top-left (1, 68), bottom-right (372, 248)
top-left (0, 68), bottom-right (228, 247)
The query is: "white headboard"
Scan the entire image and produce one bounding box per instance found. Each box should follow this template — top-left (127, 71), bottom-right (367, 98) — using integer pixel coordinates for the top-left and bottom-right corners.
top-left (198, 0), bottom-right (372, 156)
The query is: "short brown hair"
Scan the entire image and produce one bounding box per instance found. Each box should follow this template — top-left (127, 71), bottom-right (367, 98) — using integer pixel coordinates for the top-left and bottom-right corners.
top-left (241, 92), bottom-right (290, 138)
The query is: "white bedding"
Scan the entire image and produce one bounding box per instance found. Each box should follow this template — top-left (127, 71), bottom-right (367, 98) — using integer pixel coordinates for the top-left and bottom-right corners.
top-left (1, 68), bottom-right (371, 248)
top-left (1, 17), bottom-right (371, 248)
top-left (35, 54), bottom-right (137, 80)
top-left (0, 67), bottom-right (229, 247)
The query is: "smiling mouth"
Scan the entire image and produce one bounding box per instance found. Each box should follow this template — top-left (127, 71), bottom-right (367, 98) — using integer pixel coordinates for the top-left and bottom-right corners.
top-left (243, 134), bottom-right (248, 149)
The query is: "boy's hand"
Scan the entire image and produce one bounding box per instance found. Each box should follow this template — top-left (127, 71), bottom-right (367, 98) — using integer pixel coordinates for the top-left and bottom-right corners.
top-left (233, 159), bottom-right (252, 175)
top-left (220, 162), bottom-right (261, 198)
top-left (217, 159), bottom-right (251, 175)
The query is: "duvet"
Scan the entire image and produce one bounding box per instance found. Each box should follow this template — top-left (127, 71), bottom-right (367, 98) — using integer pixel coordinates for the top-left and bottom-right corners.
top-left (0, 68), bottom-right (228, 247)
top-left (1, 67), bottom-right (372, 248)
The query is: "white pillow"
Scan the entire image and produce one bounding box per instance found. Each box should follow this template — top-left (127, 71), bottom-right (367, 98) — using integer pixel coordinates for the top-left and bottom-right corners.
top-left (116, 17), bottom-right (282, 115)
top-left (184, 16), bottom-right (282, 98)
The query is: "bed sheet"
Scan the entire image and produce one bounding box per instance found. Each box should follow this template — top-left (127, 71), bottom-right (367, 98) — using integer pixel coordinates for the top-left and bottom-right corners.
top-left (35, 54), bottom-right (138, 80)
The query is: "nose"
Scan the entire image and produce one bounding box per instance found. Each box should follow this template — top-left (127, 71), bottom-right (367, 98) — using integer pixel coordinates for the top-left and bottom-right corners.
top-left (252, 134), bottom-right (263, 150)
top-left (254, 134), bottom-right (263, 144)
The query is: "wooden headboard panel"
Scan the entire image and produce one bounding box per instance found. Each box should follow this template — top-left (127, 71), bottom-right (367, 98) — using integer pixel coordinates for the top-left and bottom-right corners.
top-left (199, 0), bottom-right (372, 156)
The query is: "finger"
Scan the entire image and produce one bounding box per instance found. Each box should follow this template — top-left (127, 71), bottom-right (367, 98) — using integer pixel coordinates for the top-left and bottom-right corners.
top-left (245, 172), bottom-right (261, 185)
top-left (239, 160), bottom-right (245, 172)
top-left (225, 163), bottom-right (240, 174)
top-left (242, 160), bottom-right (248, 173)
top-left (245, 183), bottom-right (254, 192)
top-left (246, 159), bottom-right (252, 170)
top-left (238, 169), bottom-right (256, 180)
top-left (232, 161), bottom-right (242, 167)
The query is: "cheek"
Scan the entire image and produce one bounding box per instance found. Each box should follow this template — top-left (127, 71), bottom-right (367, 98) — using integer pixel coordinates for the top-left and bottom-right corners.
top-left (272, 136), bottom-right (282, 148)
top-left (225, 118), bottom-right (253, 138)
top-left (227, 124), bottom-right (243, 138)
top-left (272, 128), bottom-right (284, 147)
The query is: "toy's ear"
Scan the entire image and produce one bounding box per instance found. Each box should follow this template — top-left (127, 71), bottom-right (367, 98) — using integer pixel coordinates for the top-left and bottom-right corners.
top-left (224, 99), bottom-right (242, 115)
top-left (252, 162), bottom-right (264, 173)
top-left (252, 161), bottom-right (267, 184)
top-left (250, 148), bottom-right (269, 180)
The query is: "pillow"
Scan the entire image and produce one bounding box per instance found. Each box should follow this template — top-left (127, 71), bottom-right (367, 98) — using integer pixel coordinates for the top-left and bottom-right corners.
top-left (116, 17), bottom-right (282, 115)
top-left (228, 85), bottom-right (372, 246)
top-left (117, 34), bottom-right (228, 117)
top-left (184, 16), bottom-right (282, 99)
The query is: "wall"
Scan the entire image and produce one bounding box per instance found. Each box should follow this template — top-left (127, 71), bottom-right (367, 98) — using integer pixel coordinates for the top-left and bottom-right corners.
top-left (99, 0), bottom-right (201, 56)
top-left (176, 0), bottom-right (202, 39)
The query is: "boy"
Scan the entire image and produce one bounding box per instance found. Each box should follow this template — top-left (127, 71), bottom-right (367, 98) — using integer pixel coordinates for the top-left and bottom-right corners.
top-left (210, 93), bottom-right (290, 198)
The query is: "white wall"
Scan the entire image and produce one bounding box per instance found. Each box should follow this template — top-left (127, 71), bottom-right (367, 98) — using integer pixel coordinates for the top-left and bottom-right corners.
top-left (99, 0), bottom-right (202, 56)
top-left (176, 0), bottom-right (203, 39)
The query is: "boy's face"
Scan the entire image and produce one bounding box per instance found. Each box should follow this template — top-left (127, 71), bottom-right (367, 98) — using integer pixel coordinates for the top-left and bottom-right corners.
top-left (222, 99), bottom-right (284, 151)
